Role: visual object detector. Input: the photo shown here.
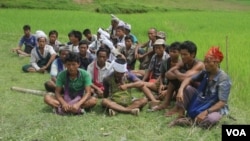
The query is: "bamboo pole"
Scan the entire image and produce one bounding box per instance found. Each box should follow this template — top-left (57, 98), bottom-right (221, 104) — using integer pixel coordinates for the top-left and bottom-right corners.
top-left (10, 86), bottom-right (54, 96)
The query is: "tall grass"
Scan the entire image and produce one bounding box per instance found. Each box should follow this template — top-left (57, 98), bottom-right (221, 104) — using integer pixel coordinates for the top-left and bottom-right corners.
top-left (0, 6), bottom-right (250, 141)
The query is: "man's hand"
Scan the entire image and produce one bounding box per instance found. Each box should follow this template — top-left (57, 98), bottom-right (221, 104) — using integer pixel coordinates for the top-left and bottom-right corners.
top-left (12, 47), bottom-right (20, 53)
top-left (96, 88), bottom-right (104, 97)
top-left (176, 90), bottom-right (184, 102)
top-left (71, 103), bottom-right (81, 113)
top-left (136, 54), bottom-right (144, 60)
top-left (195, 110), bottom-right (208, 123)
top-left (62, 103), bottom-right (71, 112)
top-left (119, 84), bottom-right (128, 91)
top-left (37, 66), bottom-right (47, 73)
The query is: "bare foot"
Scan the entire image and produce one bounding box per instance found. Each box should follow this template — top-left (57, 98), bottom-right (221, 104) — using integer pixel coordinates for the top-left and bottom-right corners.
top-left (165, 106), bottom-right (185, 118)
top-left (131, 108), bottom-right (140, 116)
top-left (151, 104), bottom-right (170, 111)
top-left (148, 100), bottom-right (160, 109)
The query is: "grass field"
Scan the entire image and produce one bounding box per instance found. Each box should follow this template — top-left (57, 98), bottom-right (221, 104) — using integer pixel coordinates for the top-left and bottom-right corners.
top-left (0, 0), bottom-right (250, 141)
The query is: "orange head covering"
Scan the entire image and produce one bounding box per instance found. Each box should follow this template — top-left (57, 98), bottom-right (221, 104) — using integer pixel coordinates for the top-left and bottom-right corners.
top-left (205, 46), bottom-right (224, 63)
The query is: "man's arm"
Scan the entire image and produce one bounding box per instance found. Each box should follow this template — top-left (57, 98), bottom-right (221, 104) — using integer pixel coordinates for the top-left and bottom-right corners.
top-left (44, 54), bottom-right (56, 69)
top-left (142, 69), bottom-right (151, 82)
top-left (103, 77), bottom-right (110, 98)
top-left (76, 86), bottom-right (92, 106)
top-left (134, 41), bottom-right (149, 58)
top-left (120, 80), bottom-right (144, 90)
top-left (30, 51), bottom-right (40, 71)
top-left (176, 76), bottom-right (192, 102)
top-left (174, 61), bottom-right (205, 81)
top-left (55, 86), bottom-right (70, 111)
top-left (166, 62), bottom-right (182, 80)
top-left (12, 37), bottom-right (24, 52)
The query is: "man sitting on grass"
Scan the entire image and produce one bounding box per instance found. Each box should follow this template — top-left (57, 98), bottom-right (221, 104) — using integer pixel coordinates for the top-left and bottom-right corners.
top-left (152, 41), bottom-right (205, 111)
top-left (146, 41), bottom-right (181, 108)
top-left (12, 24), bottom-right (37, 57)
top-left (168, 46), bottom-right (232, 129)
top-left (44, 52), bottom-right (97, 115)
top-left (22, 31), bottom-right (57, 73)
top-left (102, 58), bottom-right (148, 116)
top-left (44, 46), bottom-right (70, 92)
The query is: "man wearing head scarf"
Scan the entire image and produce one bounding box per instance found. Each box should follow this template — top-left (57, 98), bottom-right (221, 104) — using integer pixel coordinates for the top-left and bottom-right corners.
top-left (102, 58), bottom-right (149, 116)
top-left (167, 46), bottom-right (232, 129)
top-left (22, 30), bottom-right (57, 73)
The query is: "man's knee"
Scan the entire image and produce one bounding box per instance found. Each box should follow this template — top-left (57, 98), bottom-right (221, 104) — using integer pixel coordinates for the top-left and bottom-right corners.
top-left (88, 96), bottom-right (97, 106)
top-left (44, 81), bottom-right (55, 92)
top-left (44, 94), bottom-right (52, 104)
top-left (134, 97), bottom-right (148, 105)
top-left (206, 112), bottom-right (222, 124)
top-left (101, 98), bottom-right (109, 105)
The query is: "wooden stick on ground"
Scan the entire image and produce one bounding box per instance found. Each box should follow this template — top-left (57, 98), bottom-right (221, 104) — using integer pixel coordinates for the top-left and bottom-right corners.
top-left (10, 86), bottom-right (54, 96)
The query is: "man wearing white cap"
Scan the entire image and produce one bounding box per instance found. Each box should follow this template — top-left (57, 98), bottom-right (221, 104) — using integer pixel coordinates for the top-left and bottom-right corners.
top-left (22, 30), bottom-right (57, 73)
top-left (107, 14), bottom-right (120, 40)
top-left (124, 23), bottom-right (138, 45)
top-left (102, 58), bottom-right (148, 116)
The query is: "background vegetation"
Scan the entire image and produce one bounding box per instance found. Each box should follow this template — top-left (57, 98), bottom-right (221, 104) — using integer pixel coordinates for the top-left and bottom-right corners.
top-left (0, 0), bottom-right (250, 141)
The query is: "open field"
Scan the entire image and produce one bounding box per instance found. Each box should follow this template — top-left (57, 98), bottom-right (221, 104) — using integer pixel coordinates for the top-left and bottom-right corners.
top-left (0, 1), bottom-right (250, 141)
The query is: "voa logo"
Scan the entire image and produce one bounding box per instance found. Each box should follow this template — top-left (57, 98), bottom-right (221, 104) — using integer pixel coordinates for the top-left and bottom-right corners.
top-left (226, 129), bottom-right (246, 136)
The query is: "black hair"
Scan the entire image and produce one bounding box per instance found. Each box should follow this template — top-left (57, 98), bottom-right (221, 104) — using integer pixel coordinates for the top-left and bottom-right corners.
top-left (68, 30), bottom-right (82, 41)
top-left (96, 47), bottom-right (109, 57)
top-left (65, 52), bottom-right (80, 63)
top-left (23, 25), bottom-right (31, 31)
top-left (49, 30), bottom-right (58, 37)
top-left (149, 27), bottom-right (157, 34)
top-left (169, 41), bottom-right (181, 51)
top-left (83, 28), bottom-right (91, 35)
top-left (78, 40), bottom-right (89, 47)
top-left (115, 58), bottom-right (127, 64)
top-left (180, 40), bottom-right (197, 58)
top-left (116, 26), bottom-right (125, 31)
top-left (125, 35), bottom-right (133, 42)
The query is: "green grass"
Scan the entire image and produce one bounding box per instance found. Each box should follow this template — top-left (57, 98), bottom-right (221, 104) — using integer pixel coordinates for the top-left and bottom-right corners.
top-left (0, 1), bottom-right (250, 141)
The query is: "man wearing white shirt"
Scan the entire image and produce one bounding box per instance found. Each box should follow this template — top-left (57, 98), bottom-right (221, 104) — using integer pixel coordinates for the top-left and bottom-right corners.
top-left (22, 32), bottom-right (57, 73)
top-left (67, 30), bottom-right (82, 53)
top-left (87, 48), bottom-right (111, 98)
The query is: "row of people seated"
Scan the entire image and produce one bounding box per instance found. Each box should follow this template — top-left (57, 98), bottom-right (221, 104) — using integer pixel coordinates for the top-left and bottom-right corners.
top-left (12, 20), bottom-right (232, 128)
top-left (42, 45), bottom-right (232, 129)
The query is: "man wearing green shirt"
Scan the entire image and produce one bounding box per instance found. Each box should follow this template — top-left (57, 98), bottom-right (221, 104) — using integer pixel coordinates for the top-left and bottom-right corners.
top-left (44, 52), bottom-right (97, 115)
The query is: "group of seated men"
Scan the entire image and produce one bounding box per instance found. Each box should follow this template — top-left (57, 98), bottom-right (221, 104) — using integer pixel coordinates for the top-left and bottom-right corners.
top-left (12, 14), bottom-right (232, 128)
